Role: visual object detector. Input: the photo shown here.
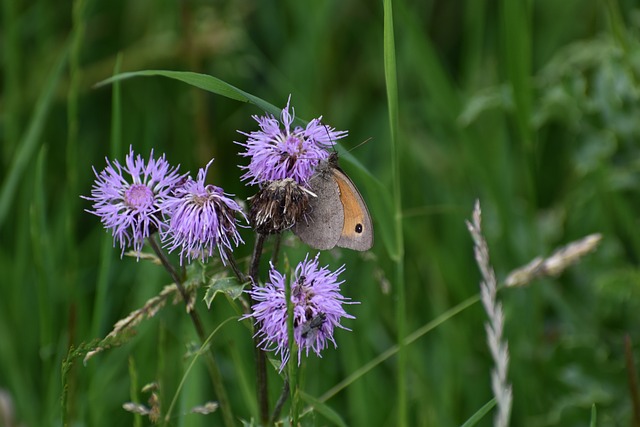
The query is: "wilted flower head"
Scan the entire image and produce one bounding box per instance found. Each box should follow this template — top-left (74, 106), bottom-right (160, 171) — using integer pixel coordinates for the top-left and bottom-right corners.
top-left (161, 160), bottom-right (246, 265)
top-left (248, 178), bottom-right (311, 235)
top-left (83, 146), bottom-right (184, 256)
top-left (243, 253), bottom-right (357, 370)
top-left (237, 95), bottom-right (347, 185)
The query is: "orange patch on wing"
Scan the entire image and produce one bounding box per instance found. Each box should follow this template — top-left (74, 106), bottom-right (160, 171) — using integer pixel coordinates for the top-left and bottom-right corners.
top-left (334, 170), bottom-right (367, 238)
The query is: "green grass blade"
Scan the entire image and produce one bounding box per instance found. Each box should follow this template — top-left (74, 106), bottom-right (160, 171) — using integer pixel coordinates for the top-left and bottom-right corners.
top-left (2, 0), bottom-right (20, 157)
top-left (383, 0), bottom-right (402, 261)
top-left (0, 43), bottom-right (68, 229)
top-left (67, 0), bottom-right (86, 214)
top-left (90, 54), bottom-right (122, 339)
top-left (460, 398), bottom-right (497, 427)
top-left (310, 294), bottom-right (480, 413)
top-left (501, 0), bottom-right (533, 149)
top-left (398, 1), bottom-right (462, 122)
top-left (299, 391), bottom-right (348, 427)
top-left (164, 316), bottom-right (238, 423)
top-left (128, 356), bottom-right (142, 427)
top-left (96, 70), bottom-right (282, 117)
top-left (30, 146), bottom-right (54, 351)
top-left (383, 0), bottom-right (406, 426)
top-left (110, 54), bottom-right (124, 157)
top-left (590, 404), bottom-right (597, 427)
top-left (228, 343), bottom-right (258, 419)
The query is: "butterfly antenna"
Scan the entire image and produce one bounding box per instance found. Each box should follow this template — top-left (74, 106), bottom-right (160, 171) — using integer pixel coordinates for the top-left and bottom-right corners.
top-left (348, 137), bottom-right (372, 153)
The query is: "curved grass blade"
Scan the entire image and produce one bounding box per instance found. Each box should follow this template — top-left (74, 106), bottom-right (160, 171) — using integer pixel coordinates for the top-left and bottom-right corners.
top-left (96, 70), bottom-right (283, 117)
top-left (299, 391), bottom-right (348, 427)
top-left (460, 398), bottom-right (497, 427)
top-left (301, 294), bottom-right (480, 415)
top-left (164, 316), bottom-right (239, 423)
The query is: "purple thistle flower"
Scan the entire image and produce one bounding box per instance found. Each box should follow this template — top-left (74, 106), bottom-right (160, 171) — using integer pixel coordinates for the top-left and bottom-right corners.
top-left (237, 95), bottom-right (348, 185)
top-left (161, 159), bottom-right (246, 265)
top-left (83, 146), bottom-right (185, 257)
top-left (242, 253), bottom-right (357, 370)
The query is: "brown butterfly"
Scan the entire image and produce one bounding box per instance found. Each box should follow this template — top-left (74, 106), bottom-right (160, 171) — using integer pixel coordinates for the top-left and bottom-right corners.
top-left (293, 153), bottom-right (373, 251)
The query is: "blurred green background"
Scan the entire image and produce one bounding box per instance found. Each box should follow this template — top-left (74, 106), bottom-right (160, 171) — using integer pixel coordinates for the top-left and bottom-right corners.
top-left (2, 0), bottom-right (640, 426)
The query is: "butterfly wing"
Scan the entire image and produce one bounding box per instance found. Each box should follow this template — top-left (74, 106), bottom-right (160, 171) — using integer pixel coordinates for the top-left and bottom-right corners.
top-left (292, 172), bottom-right (344, 250)
top-left (333, 169), bottom-right (374, 251)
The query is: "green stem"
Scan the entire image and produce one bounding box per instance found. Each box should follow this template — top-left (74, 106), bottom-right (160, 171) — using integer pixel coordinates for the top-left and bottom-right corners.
top-left (224, 248), bottom-right (247, 284)
top-left (249, 233), bottom-right (270, 425)
top-left (285, 265), bottom-right (298, 425)
top-left (383, 0), bottom-right (406, 425)
top-left (148, 236), bottom-right (235, 427)
top-left (271, 378), bottom-right (290, 423)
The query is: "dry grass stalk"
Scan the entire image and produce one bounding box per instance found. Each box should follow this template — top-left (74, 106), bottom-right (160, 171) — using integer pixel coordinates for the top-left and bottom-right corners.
top-left (83, 284), bottom-right (182, 364)
top-left (466, 200), bottom-right (512, 427)
top-left (505, 233), bottom-right (602, 287)
top-left (191, 401), bottom-right (219, 414)
top-left (123, 382), bottom-right (161, 423)
top-left (0, 389), bottom-right (23, 427)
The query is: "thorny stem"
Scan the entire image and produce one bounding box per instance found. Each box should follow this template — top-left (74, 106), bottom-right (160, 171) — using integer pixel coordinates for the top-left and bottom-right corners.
top-left (271, 378), bottom-right (290, 424)
top-left (249, 233), bottom-right (269, 425)
top-left (148, 236), bottom-right (235, 427)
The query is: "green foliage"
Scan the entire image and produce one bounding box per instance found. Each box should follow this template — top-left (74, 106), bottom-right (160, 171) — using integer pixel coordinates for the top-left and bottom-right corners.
top-left (3, 0), bottom-right (640, 426)
top-left (298, 390), bottom-right (348, 427)
top-left (204, 276), bottom-right (247, 308)
top-left (461, 399), bottom-right (497, 427)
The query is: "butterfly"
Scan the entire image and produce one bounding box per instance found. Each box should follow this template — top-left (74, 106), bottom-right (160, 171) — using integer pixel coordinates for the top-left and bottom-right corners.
top-left (293, 152), bottom-right (373, 251)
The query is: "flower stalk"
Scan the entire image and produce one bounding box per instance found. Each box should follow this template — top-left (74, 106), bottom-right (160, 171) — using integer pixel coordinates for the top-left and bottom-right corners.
top-left (248, 232), bottom-right (270, 425)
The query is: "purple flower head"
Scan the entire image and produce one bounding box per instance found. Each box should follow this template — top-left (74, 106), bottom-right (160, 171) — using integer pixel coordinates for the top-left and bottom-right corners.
top-left (242, 253), bottom-right (357, 371)
top-left (83, 146), bottom-right (185, 257)
top-left (237, 95), bottom-right (348, 185)
top-left (160, 159), bottom-right (246, 265)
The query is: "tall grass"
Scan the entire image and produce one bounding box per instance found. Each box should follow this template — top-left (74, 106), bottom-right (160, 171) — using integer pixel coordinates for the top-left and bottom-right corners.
top-left (2, 0), bottom-right (640, 426)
